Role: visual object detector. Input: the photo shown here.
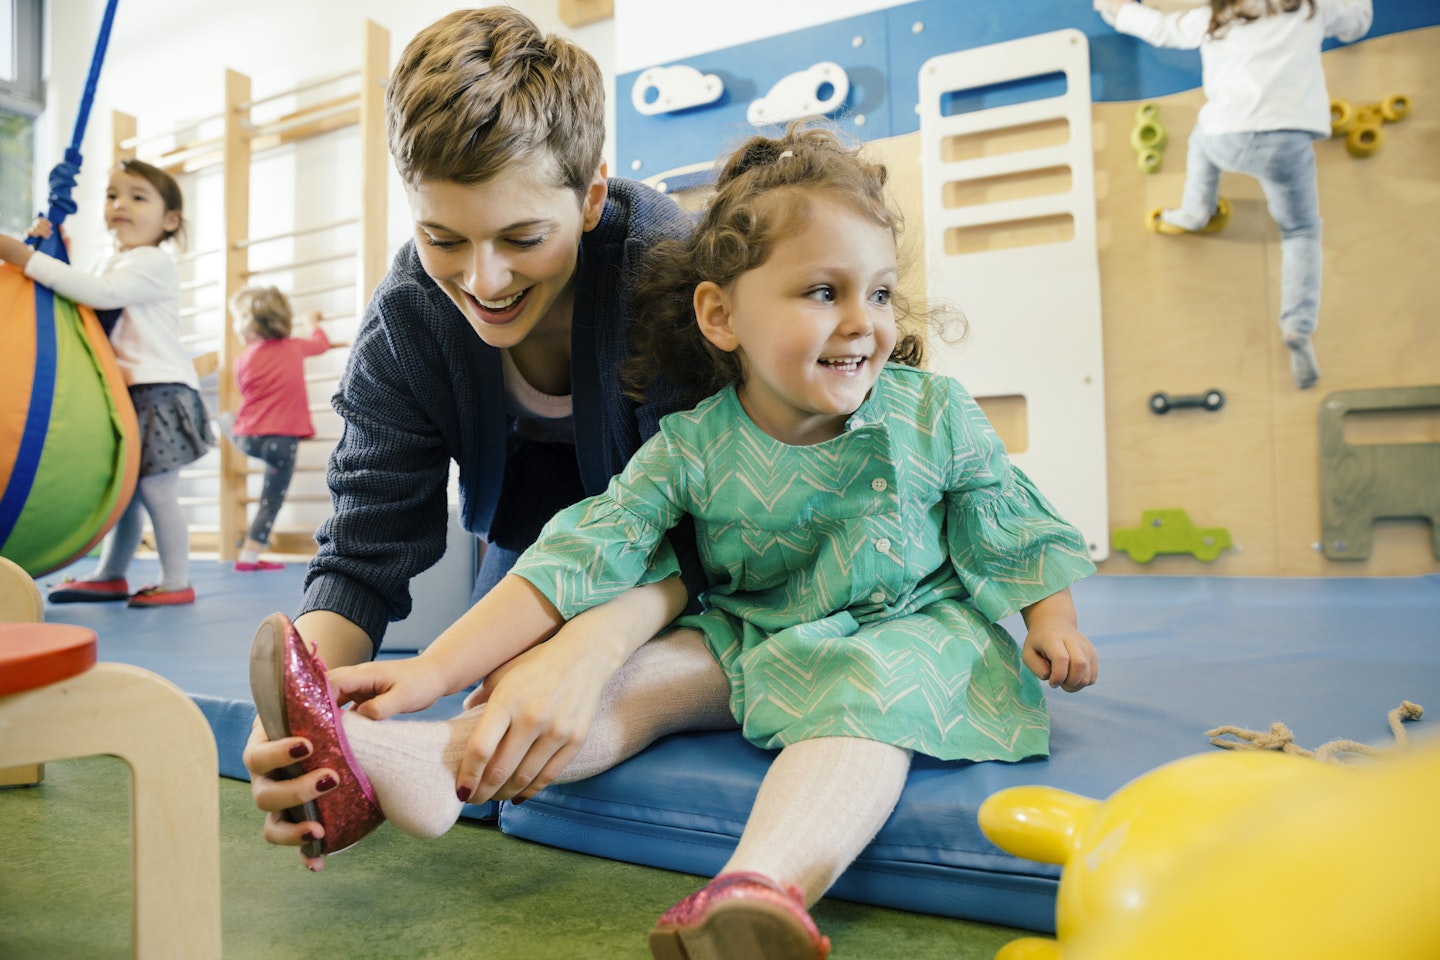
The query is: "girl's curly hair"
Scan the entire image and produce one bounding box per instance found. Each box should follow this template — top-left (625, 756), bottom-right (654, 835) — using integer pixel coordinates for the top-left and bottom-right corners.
top-left (624, 119), bottom-right (933, 406)
top-left (1208, 0), bottom-right (1315, 37)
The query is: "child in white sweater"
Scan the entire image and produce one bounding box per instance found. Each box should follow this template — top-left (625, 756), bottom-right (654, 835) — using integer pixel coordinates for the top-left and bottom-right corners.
top-left (1095, 0), bottom-right (1374, 388)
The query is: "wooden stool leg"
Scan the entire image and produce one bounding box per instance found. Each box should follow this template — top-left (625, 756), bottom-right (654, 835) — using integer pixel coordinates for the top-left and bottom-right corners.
top-left (0, 555), bottom-right (48, 786)
top-left (0, 663), bottom-right (222, 959)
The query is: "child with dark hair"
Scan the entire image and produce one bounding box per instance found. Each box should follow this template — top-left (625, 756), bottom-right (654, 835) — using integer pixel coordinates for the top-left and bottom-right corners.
top-left (252, 121), bottom-right (1098, 959)
top-left (227, 285), bottom-right (330, 571)
top-left (0, 158), bottom-right (210, 606)
top-left (1095, 0), bottom-right (1373, 388)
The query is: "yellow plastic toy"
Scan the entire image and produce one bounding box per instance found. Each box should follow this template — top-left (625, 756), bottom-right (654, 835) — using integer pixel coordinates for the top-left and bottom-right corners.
top-left (1130, 102), bottom-right (1166, 173)
top-left (978, 739), bottom-right (1440, 960)
top-left (1330, 94), bottom-right (1412, 158)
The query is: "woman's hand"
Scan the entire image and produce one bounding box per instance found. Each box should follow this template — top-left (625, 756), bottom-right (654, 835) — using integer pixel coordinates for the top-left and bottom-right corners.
top-left (454, 630), bottom-right (614, 803)
top-left (241, 718), bottom-right (334, 872)
top-left (455, 576), bottom-right (688, 804)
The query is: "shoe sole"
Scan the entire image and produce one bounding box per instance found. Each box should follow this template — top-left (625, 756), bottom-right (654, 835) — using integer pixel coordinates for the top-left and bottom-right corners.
top-left (127, 595), bottom-right (195, 607)
top-left (249, 613), bottom-right (325, 859)
top-left (49, 589), bottom-right (129, 603)
top-left (649, 899), bottom-right (823, 960)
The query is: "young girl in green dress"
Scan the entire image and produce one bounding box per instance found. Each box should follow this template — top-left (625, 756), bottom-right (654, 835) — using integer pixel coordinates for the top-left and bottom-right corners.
top-left (252, 121), bottom-right (1099, 959)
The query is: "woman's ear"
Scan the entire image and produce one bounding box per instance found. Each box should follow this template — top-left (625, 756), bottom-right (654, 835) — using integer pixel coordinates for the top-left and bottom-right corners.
top-left (694, 281), bottom-right (739, 352)
top-left (581, 165), bottom-right (608, 232)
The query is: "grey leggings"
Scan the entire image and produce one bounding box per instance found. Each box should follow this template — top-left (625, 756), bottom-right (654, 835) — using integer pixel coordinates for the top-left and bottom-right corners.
top-left (235, 434), bottom-right (299, 546)
top-left (95, 468), bottom-right (190, 590)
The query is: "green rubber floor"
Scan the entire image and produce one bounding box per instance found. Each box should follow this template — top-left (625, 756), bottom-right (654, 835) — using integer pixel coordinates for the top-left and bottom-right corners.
top-left (0, 756), bottom-right (1025, 959)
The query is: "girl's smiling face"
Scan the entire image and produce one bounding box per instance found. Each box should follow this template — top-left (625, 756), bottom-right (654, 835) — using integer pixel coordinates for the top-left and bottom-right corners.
top-left (405, 162), bottom-right (606, 350)
top-left (695, 194), bottom-right (899, 446)
top-left (105, 169), bottom-right (180, 251)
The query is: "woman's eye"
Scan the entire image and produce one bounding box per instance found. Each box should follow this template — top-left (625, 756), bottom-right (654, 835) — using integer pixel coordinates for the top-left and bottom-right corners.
top-left (423, 235), bottom-right (461, 249)
top-left (509, 235), bottom-right (546, 249)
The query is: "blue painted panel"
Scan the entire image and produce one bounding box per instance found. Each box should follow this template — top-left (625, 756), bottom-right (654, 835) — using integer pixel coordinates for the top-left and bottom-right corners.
top-left (615, 7), bottom-right (896, 181)
top-left (616, 0), bottom-right (1439, 186)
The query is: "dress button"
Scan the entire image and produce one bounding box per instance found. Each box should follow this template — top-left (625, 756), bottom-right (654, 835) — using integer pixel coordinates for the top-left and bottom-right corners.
top-left (875, 537), bottom-right (891, 553)
top-left (869, 590), bottom-right (886, 604)
top-left (870, 477), bottom-right (888, 492)
top-left (851, 417), bottom-right (865, 428)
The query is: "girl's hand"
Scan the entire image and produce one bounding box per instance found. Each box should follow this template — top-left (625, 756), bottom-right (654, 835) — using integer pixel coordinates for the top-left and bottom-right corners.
top-left (329, 655), bottom-right (450, 720)
top-left (241, 718), bottom-right (333, 872)
top-left (1022, 621), bottom-right (1098, 692)
top-left (1094, 0), bottom-right (1130, 26)
top-left (1019, 587), bottom-right (1097, 692)
top-left (0, 234), bottom-right (34, 268)
top-left (27, 217), bottom-right (53, 240)
top-left (301, 310), bottom-right (323, 334)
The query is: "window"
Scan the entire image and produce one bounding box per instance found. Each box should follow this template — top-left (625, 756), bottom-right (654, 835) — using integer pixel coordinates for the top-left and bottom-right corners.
top-left (0, 0), bottom-right (42, 235)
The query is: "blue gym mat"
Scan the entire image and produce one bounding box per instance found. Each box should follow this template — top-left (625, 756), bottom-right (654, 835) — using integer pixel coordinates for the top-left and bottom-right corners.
top-left (37, 561), bottom-right (1440, 932)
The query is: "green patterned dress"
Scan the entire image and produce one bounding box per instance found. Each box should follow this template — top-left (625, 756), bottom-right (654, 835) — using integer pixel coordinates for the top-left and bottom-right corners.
top-left (510, 364), bottom-right (1095, 761)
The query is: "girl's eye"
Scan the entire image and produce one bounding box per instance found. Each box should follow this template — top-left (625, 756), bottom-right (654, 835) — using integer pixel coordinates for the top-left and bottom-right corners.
top-left (805, 286), bottom-right (836, 302)
top-left (871, 288), bottom-right (892, 306)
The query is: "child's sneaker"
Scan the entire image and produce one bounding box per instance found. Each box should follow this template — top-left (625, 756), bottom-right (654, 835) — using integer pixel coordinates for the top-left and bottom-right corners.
top-left (1147, 197), bottom-right (1231, 235)
top-left (48, 577), bottom-right (130, 603)
top-left (127, 585), bottom-right (196, 607)
top-left (234, 559), bottom-right (286, 572)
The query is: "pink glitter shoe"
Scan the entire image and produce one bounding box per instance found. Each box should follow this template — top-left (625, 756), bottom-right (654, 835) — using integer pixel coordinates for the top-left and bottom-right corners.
top-left (248, 612), bottom-right (384, 857)
top-left (648, 871), bottom-right (832, 960)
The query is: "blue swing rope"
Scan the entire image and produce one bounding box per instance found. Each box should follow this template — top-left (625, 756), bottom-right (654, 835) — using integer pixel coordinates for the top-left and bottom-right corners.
top-left (0, 0), bottom-right (122, 554)
top-left (28, 0), bottom-right (121, 263)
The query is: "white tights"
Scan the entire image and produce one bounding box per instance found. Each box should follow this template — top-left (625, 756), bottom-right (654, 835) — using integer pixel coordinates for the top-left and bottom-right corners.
top-left (344, 628), bottom-right (911, 904)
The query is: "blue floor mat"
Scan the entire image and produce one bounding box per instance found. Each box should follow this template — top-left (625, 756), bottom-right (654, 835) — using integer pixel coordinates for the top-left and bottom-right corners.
top-left (36, 561), bottom-right (1440, 931)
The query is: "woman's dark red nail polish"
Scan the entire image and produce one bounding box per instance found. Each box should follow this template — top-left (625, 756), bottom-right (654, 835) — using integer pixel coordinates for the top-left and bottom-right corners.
top-left (316, 775), bottom-right (338, 792)
top-left (456, 786), bottom-right (471, 802)
top-left (301, 831), bottom-right (316, 842)
top-left (289, 743), bottom-right (309, 759)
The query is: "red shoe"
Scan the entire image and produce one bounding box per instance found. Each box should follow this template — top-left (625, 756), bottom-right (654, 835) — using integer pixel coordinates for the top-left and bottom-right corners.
top-left (48, 577), bottom-right (130, 603)
top-left (248, 612), bottom-right (384, 857)
top-left (126, 585), bottom-right (196, 607)
top-left (234, 560), bottom-right (286, 572)
top-left (649, 872), bottom-right (831, 960)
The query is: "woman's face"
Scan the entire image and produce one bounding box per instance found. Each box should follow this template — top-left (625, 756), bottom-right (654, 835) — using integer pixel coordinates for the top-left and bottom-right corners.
top-left (405, 163), bottom-right (607, 349)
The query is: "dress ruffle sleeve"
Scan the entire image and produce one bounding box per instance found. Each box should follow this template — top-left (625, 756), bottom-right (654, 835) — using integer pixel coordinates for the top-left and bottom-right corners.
top-left (509, 428), bottom-right (686, 619)
top-left (940, 380), bottom-right (1095, 624)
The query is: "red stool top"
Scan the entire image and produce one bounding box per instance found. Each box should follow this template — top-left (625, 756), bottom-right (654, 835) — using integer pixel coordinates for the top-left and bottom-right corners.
top-left (0, 622), bottom-right (98, 695)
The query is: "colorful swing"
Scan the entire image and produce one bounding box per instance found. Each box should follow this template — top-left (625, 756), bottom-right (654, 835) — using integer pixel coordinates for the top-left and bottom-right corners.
top-left (0, 0), bottom-right (139, 577)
